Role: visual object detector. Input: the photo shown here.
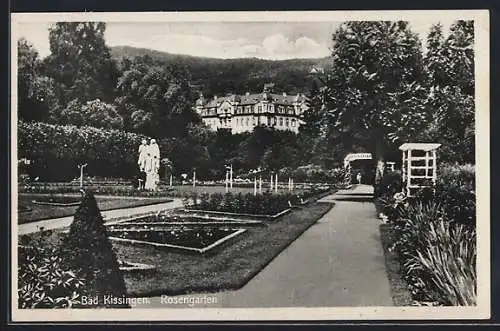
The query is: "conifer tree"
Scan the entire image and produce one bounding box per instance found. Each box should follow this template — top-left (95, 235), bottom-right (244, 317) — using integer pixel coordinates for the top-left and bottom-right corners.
top-left (60, 190), bottom-right (128, 308)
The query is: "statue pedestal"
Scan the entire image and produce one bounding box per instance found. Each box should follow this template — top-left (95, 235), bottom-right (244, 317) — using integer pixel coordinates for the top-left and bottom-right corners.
top-left (145, 171), bottom-right (159, 190)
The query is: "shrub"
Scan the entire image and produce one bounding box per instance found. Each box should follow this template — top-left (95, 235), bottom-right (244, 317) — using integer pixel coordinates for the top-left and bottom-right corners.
top-left (413, 222), bottom-right (476, 305)
top-left (434, 164), bottom-right (475, 226)
top-left (388, 200), bottom-right (477, 305)
top-left (185, 191), bottom-right (292, 215)
top-left (18, 232), bottom-right (87, 309)
top-left (59, 190), bottom-right (128, 308)
top-left (292, 165), bottom-right (346, 185)
top-left (374, 170), bottom-right (403, 199)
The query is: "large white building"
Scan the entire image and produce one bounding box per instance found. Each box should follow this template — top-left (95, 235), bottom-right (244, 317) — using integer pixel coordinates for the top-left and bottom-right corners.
top-left (194, 83), bottom-right (309, 134)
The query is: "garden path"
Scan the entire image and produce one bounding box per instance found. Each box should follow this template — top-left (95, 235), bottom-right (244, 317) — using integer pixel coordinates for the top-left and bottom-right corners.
top-left (141, 184), bottom-right (393, 308)
top-left (17, 198), bottom-right (184, 235)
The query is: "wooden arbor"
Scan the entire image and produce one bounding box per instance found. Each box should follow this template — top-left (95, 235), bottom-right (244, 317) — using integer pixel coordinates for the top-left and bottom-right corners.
top-left (399, 143), bottom-right (441, 197)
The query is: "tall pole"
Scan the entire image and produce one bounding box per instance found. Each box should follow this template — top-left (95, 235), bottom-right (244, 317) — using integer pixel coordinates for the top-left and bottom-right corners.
top-left (275, 173), bottom-right (278, 193)
top-left (254, 176), bottom-right (257, 196)
top-left (259, 176), bottom-right (262, 193)
top-left (230, 164), bottom-right (233, 189)
top-left (193, 169), bottom-right (196, 188)
top-left (169, 174), bottom-right (173, 187)
top-left (79, 164), bottom-right (87, 188)
top-left (270, 173), bottom-right (273, 190)
top-left (225, 171), bottom-right (229, 193)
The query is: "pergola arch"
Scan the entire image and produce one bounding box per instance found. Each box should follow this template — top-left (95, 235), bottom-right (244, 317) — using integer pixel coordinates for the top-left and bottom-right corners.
top-left (343, 153), bottom-right (373, 184)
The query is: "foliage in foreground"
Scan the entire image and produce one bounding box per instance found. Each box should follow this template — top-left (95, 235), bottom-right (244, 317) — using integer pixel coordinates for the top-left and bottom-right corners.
top-left (376, 164), bottom-right (476, 306)
top-left (18, 233), bottom-right (86, 309)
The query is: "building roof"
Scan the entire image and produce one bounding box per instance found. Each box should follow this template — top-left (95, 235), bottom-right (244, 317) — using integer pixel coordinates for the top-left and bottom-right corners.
top-left (399, 143), bottom-right (442, 151)
top-left (196, 92), bottom-right (307, 108)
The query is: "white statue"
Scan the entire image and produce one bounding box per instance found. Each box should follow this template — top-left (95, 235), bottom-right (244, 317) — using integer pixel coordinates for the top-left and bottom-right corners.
top-left (138, 139), bottom-right (148, 172)
top-left (144, 139), bottom-right (160, 190)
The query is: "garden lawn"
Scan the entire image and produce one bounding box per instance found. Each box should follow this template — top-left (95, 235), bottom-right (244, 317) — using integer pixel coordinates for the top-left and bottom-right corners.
top-left (20, 201), bottom-right (333, 297)
top-left (17, 194), bottom-right (173, 224)
top-left (379, 224), bottom-right (413, 306)
top-left (118, 201), bottom-right (333, 297)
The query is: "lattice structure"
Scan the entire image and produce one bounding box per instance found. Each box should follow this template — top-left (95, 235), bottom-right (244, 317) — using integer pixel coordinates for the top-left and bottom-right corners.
top-left (343, 153), bottom-right (373, 185)
top-left (399, 143), bottom-right (441, 197)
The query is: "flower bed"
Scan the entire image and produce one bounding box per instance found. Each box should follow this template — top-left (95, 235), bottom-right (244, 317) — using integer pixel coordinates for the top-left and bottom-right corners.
top-left (18, 204), bottom-right (32, 212)
top-left (111, 214), bottom-right (263, 226)
top-left (108, 227), bottom-right (247, 253)
top-left (376, 164), bottom-right (476, 306)
top-left (183, 189), bottom-right (333, 216)
top-left (32, 195), bottom-right (82, 206)
top-left (117, 260), bottom-right (156, 273)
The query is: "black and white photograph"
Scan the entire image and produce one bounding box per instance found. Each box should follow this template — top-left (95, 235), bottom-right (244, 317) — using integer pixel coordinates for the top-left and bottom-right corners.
top-left (10, 10), bottom-right (490, 321)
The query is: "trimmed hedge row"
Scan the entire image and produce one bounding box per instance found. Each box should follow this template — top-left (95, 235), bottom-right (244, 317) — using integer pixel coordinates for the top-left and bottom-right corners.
top-left (183, 186), bottom-right (333, 215)
top-left (18, 121), bottom-right (151, 181)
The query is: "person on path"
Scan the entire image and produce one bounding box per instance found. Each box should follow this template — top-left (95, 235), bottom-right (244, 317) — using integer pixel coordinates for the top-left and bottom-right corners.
top-left (356, 172), bottom-right (362, 184)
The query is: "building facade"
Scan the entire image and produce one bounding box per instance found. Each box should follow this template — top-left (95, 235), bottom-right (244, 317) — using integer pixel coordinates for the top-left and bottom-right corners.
top-left (194, 84), bottom-right (309, 134)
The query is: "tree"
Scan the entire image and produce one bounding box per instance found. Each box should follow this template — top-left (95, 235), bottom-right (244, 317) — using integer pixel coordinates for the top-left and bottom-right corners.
top-left (82, 99), bottom-right (124, 129)
top-left (17, 38), bottom-right (59, 122)
top-left (44, 22), bottom-right (119, 110)
top-left (424, 21), bottom-right (475, 163)
top-left (318, 21), bottom-right (429, 182)
top-left (60, 190), bottom-right (128, 308)
top-left (115, 55), bottom-right (199, 138)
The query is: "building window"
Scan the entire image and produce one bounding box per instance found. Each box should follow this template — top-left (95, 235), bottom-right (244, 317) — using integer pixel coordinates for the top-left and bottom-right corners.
top-left (286, 118), bottom-right (289, 127)
top-left (292, 119), bottom-right (296, 127)
top-left (279, 117), bottom-right (283, 126)
top-left (246, 118), bottom-right (249, 126)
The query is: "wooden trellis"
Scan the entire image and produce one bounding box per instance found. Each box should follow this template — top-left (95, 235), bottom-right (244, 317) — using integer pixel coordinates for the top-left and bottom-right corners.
top-left (399, 143), bottom-right (441, 197)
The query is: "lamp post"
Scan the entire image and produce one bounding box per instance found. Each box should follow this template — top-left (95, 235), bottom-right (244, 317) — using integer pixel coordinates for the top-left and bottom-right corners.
top-left (259, 174), bottom-right (262, 194)
top-left (225, 169), bottom-right (229, 193)
top-left (275, 172), bottom-right (279, 193)
top-left (192, 168), bottom-right (196, 188)
top-left (78, 163), bottom-right (87, 188)
top-left (225, 164), bottom-right (233, 189)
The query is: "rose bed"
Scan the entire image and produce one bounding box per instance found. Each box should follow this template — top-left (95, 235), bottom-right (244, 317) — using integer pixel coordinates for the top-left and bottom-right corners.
top-left (108, 226), bottom-right (245, 252)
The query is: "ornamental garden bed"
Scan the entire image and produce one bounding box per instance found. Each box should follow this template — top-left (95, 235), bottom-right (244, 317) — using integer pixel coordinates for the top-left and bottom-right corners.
top-left (18, 204), bottom-right (32, 213)
top-left (110, 214), bottom-right (264, 227)
top-left (32, 196), bottom-right (82, 207)
top-left (108, 227), bottom-right (247, 254)
top-left (178, 208), bottom-right (291, 221)
top-left (19, 200), bottom-right (334, 297)
top-left (17, 194), bottom-right (174, 224)
top-left (115, 201), bottom-right (333, 297)
top-left (117, 260), bottom-right (157, 273)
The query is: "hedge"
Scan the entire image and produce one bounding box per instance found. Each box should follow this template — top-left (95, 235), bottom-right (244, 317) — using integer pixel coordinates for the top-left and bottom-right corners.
top-left (18, 121), bottom-right (151, 181)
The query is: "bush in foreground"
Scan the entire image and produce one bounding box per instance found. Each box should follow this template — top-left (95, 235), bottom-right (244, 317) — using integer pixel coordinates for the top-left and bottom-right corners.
top-left (60, 190), bottom-right (128, 308)
top-left (18, 232), bottom-right (87, 308)
top-left (376, 164), bottom-right (476, 306)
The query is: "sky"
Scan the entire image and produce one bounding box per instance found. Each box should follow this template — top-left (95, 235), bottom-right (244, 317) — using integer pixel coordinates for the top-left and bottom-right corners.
top-left (16, 20), bottom-right (456, 60)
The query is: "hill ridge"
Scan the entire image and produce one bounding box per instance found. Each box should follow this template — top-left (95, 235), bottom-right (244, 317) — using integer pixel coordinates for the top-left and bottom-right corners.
top-left (110, 45), bottom-right (330, 97)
